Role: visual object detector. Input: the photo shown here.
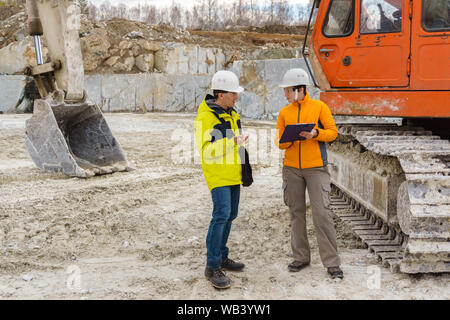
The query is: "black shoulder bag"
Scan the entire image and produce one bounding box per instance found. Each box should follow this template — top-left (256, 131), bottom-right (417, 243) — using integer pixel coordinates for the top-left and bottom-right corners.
top-left (212, 111), bottom-right (253, 187)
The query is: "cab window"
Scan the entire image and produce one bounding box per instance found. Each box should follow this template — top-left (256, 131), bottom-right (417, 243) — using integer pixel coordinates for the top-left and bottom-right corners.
top-left (323, 0), bottom-right (354, 37)
top-left (360, 0), bottom-right (402, 34)
top-left (422, 0), bottom-right (450, 31)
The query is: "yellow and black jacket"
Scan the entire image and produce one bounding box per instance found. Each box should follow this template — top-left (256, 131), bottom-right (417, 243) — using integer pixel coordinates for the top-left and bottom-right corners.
top-left (194, 95), bottom-right (243, 191)
top-left (276, 93), bottom-right (338, 169)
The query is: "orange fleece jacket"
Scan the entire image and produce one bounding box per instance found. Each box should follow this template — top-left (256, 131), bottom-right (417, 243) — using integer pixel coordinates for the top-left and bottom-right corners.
top-left (276, 93), bottom-right (338, 169)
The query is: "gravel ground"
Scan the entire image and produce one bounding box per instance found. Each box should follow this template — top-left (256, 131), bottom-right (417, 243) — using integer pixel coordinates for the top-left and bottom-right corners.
top-left (0, 113), bottom-right (448, 300)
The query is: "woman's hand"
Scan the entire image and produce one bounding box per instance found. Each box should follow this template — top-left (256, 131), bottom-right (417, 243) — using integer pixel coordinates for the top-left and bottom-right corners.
top-left (299, 129), bottom-right (318, 140)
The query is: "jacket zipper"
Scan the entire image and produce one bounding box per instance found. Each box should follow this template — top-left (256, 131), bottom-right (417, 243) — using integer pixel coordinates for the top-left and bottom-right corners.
top-left (229, 111), bottom-right (237, 135)
top-left (297, 102), bottom-right (301, 169)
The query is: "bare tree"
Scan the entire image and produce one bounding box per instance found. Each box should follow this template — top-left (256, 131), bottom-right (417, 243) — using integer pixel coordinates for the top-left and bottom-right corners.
top-left (158, 7), bottom-right (170, 25)
top-left (185, 8), bottom-right (193, 29)
top-left (296, 3), bottom-right (309, 24)
top-left (75, 0), bottom-right (90, 15)
top-left (267, 0), bottom-right (276, 25)
top-left (117, 3), bottom-right (128, 19)
top-left (248, 0), bottom-right (259, 25)
top-left (98, 0), bottom-right (111, 20)
top-left (88, 3), bottom-right (98, 20)
top-left (129, 4), bottom-right (142, 21)
top-left (276, 0), bottom-right (290, 25)
top-left (143, 4), bottom-right (157, 25)
top-left (86, 0), bottom-right (305, 30)
top-left (236, 0), bottom-right (251, 26)
top-left (196, 0), bottom-right (217, 29)
top-left (170, 1), bottom-right (182, 27)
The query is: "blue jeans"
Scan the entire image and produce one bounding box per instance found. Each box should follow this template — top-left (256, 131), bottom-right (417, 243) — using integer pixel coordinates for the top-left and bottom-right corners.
top-left (206, 185), bottom-right (241, 270)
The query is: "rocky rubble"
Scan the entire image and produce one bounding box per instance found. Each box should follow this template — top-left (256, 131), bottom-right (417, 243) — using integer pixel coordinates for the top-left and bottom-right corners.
top-left (0, 6), bottom-right (303, 75)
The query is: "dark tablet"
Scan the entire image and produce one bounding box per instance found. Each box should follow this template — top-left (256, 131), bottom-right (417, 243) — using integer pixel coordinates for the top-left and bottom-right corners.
top-left (279, 123), bottom-right (316, 143)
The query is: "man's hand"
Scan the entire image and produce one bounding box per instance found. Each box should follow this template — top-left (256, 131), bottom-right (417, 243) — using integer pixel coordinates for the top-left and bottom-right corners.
top-left (234, 134), bottom-right (249, 145)
top-left (299, 129), bottom-right (317, 140)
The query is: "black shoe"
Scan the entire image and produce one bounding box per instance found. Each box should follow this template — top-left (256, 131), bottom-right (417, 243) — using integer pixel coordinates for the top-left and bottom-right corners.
top-left (327, 267), bottom-right (344, 279)
top-left (288, 261), bottom-right (310, 272)
top-left (205, 268), bottom-right (231, 289)
top-left (221, 258), bottom-right (245, 271)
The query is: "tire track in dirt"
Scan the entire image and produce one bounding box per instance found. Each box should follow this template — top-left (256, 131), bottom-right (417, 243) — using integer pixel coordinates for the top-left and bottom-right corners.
top-left (0, 167), bottom-right (205, 268)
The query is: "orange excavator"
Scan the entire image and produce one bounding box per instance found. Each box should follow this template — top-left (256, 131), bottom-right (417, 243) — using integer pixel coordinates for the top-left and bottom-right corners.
top-left (303, 0), bottom-right (449, 273)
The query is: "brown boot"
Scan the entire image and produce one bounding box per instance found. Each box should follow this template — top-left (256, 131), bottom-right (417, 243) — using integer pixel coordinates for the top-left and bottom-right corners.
top-left (288, 261), bottom-right (310, 272)
top-left (221, 258), bottom-right (245, 271)
top-left (205, 268), bottom-right (231, 289)
top-left (327, 267), bottom-right (344, 279)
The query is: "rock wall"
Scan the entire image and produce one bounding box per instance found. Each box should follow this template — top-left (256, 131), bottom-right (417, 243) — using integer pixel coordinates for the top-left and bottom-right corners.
top-left (0, 58), bottom-right (317, 118)
top-left (83, 58), bottom-right (317, 115)
top-left (0, 40), bottom-right (229, 77)
top-left (0, 11), bottom-right (307, 116)
top-left (0, 39), bottom-right (49, 75)
top-left (232, 58), bottom-right (320, 119)
top-left (84, 73), bottom-right (211, 113)
top-left (160, 43), bottom-right (226, 75)
top-left (0, 75), bottom-right (26, 114)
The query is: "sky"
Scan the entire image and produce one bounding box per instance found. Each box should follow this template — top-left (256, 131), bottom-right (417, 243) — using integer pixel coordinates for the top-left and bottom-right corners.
top-left (89, 0), bottom-right (311, 8)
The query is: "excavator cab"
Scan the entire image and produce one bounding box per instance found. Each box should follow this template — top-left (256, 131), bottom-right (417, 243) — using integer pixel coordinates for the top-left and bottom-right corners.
top-left (24, 0), bottom-right (131, 177)
top-left (302, 0), bottom-right (450, 274)
top-left (304, 0), bottom-right (450, 117)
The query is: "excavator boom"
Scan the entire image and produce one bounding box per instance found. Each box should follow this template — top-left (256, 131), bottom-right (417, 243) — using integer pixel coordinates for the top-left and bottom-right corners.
top-left (25, 0), bottom-right (131, 177)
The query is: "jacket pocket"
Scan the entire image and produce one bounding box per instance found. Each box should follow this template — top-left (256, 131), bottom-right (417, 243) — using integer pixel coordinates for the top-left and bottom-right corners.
top-left (322, 182), bottom-right (331, 209)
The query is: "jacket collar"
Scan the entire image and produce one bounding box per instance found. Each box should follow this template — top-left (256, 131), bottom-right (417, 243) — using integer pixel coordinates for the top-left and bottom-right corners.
top-left (288, 92), bottom-right (310, 109)
top-left (295, 92), bottom-right (310, 106)
top-left (204, 94), bottom-right (235, 116)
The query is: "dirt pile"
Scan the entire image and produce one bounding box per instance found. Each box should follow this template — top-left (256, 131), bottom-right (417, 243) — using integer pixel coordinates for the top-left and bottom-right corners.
top-left (229, 24), bottom-right (308, 35)
top-left (188, 29), bottom-right (304, 48)
top-left (0, 3), bottom-right (22, 21)
top-left (0, 5), bottom-right (27, 49)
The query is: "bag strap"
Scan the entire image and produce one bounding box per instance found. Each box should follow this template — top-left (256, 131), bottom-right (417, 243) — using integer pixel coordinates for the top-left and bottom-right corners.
top-left (211, 111), bottom-right (226, 124)
top-left (211, 110), bottom-right (242, 134)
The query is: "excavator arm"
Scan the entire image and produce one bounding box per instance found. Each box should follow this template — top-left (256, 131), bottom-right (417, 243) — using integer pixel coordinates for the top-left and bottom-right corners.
top-left (24, 0), bottom-right (132, 177)
top-left (27, 0), bottom-right (84, 100)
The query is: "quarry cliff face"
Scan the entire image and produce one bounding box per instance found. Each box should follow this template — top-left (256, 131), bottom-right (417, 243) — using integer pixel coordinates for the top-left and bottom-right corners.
top-left (0, 5), bottom-right (312, 117)
top-left (0, 6), bottom-right (304, 76)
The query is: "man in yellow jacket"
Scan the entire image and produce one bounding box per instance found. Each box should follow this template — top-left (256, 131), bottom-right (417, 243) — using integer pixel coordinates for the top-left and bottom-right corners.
top-left (194, 70), bottom-right (249, 289)
top-left (276, 68), bottom-right (343, 279)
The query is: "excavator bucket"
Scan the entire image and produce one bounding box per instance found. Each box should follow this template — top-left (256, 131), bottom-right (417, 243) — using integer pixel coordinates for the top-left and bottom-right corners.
top-left (25, 98), bottom-right (131, 178)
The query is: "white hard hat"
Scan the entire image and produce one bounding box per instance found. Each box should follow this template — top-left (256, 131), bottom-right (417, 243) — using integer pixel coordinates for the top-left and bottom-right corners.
top-left (211, 70), bottom-right (244, 93)
top-left (279, 68), bottom-right (311, 87)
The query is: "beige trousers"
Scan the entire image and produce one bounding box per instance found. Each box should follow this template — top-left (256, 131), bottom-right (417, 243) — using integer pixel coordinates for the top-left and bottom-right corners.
top-left (282, 166), bottom-right (340, 268)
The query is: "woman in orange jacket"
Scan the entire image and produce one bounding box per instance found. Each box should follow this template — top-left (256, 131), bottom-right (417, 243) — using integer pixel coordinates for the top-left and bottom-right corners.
top-left (276, 68), bottom-right (343, 279)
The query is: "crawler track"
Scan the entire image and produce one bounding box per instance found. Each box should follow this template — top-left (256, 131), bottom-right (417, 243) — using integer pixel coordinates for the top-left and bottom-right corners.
top-left (328, 124), bottom-right (450, 273)
top-left (330, 187), bottom-right (407, 272)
